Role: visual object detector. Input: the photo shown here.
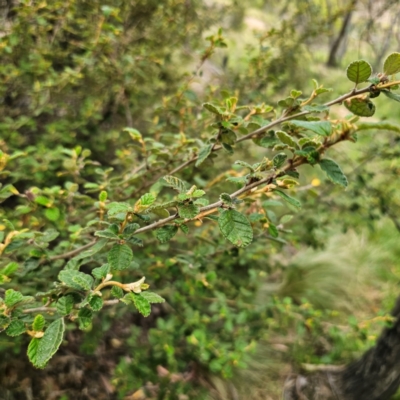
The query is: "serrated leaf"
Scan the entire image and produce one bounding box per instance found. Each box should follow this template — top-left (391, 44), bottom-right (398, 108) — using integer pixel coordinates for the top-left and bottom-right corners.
top-left (92, 264), bottom-right (110, 279)
top-left (346, 60), bottom-right (372, 84)
top-left (220, 193), bottom-right (234, 206)
top-left (382, 90), bottom-right (400, 103)
top-left (111, 286), bottom-right (124, 299)
top-left (107, 202), bottom-right (132, 217)
top-left (94, 229), bottom-right (119, 239)
top-left (135, 193), bottom-right (156, 211)
top-left (140, 291), bottom-right (165, 304)
top-left (78, 308), bottom-right (93, 330)
top-left (4, 289), bottom-right (24, 308)
top-left (383, 52), bottom-right (400, 75)
top-left (303, 105), bottom-right (329, 113)
top-left (291, 120), bottom-right (332, 136)
top-left (218, 209), bottom-right (253, 248)
top-left (32, 314), bottom-right (45, 331)
top-left (273, 153), bottom-right (287, 168)
top-left (127, 237), bottom-right (144, 247)
top-left (35, 318), bottom-right (65, 368)
top-left (5, 319), bottom-right (26, 336)
top-left (196, 144), bottom-right (213, 167)
top-left (178, 203), bottom-right (199, 219)
top-left (180, 224), bottom-right (189, 234)
top-left (27, 338), bottom-right (40, 367)
top-left (276, 131), bottom-right (299, 149)
top-left (203, 102), bottom-right (224, 115)
top-left (319, 159), bottom-right (348, 187)
top-left (234, 160), bottom-right (255, 172)
top-left (192, 189), bottom-right (206, 198)
top-left (273, 190), bottom-right (301, 209)
top-left (74, 239), bottom-right (108, 261)
top-left (88, 295), bottom-right (103, 311)
top-left (156, 225), bottom-right (178, 243)
top-left (130, 293), bottom-right (151, 317)
top-left (344, 96), bottom-right (375, 117)
top-left (108, 244), bottom-right (133, 271)
top-left (163, 175), bottom-right (186, 193)
top-left (58, 270), bottom-right (94, 290)
top-left (56, 295), bottom-right (74, 316)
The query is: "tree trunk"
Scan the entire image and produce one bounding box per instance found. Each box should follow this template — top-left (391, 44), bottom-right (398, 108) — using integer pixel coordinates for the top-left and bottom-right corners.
top-left (283, 296), bottom-right (400, 399)
top-left (326, 0), bottom-right (357, 68)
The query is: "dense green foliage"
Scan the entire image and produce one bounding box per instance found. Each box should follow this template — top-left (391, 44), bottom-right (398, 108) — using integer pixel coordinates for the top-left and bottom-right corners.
top-left (2, 1), bottom-right (400, 398)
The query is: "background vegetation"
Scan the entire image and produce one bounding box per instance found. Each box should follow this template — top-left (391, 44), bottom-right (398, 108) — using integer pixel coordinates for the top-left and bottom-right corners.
top-left (1, 0), bottom-right (400, 399)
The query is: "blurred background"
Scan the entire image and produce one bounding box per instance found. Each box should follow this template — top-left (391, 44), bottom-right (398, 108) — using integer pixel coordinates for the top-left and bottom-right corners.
top-left (1, 0), bottom-right (400, 399)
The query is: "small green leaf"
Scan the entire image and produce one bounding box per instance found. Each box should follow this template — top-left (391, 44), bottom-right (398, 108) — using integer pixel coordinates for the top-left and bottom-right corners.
top-left (35, 318), bottom-right (65, 368)
top-left (130, 293), bottom-right (151, 317)
top-left (32, 314), bottom-right (45, 331)
top-left (56, 295), bottom-right (74, 316)
top-left (78, 308), bottom-right (93, 330)
top-left (273, 190), bottom-right (301, 210)
top-left (163, 175), bottom-right (186, 193)
top-left (124, 127), bottom-right (142, 141)
top-left (303, 105), bottom-right (329, 113)
top-left (94, 229), bottom-right (119, 239)
top-left (74, 239), bottom-right (108, 261)
top-left (290, 120), bottom-right (332, 136)
top-left (92, 264), bottom-right (110, 279)
top-left (44, 207), bottom-right (60, 221)
top-left (203, 102), bottom-right (224, 115)
top-left (346, 60), bottom-right (372, 84)
top-left (135, 193), bottom-right (156, 211)
top-left (35, 195), bottom-right (52, 207)
top-left (196, 144), bottom-right (213, 167)
top-left (108, 244), bottom-right (133, 271)
top-left (5, 319), bottom-right (26, 336)
top-left (381, 90), bottom-right (400, 103)
top-left (156, 225), bottom-right (178, 243)
top-left (234, 160), bottom-right (255, 172)
top-left (178, 203), bottom-right (199, 219)
top-left (344, 96), bottom-right (375, 117)
top-left (319, 159), bottom-right (348, 187)
top-left (145, 205), bottom-right (170, 218)
top-left (58, 270), bottom-right (94, 290)
top-left (107, 202), bottom-right (132, 217)
top-left (383, 52), bottom-right (400, 75)
top-left (179, 224), bottom-right (189, 234)
top-left (140, 291), bottom-right (165, 304)
top-left (27, 338), bottom-right (40, 367)
top-left (218, 209), bottom-right (253, 248)
top-left (88, 294), bottom-right (103, 311)
top-left (99, 190), bottom-right (107, 202)
top-left (276, 131), bottom-right (299, 149)
top-left (268, 223), bottom-right (279, 238)
top-left (273, 153), bottom-right (288, 168)
top-left (4, 289), bottom-right (24, 308)
top-left (1, 262), bottom-right (19, 276)
top-left (221, 129), bottom-right (237, 145)
top-left (220, 193), bottom-right (234, 206)
top-left (111, 286), bottom-right (124, 299)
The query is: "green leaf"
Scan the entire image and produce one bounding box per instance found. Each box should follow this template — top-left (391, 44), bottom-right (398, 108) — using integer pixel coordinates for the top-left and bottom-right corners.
top-left (303, 105), bottom-right (329, 113)
top-left (35, 318), bottom-right (65, 368)
top-left (94, 229), bottom-right (119, 239)
top-left (163, 175), bottom-right (186, 193)
top-left (4, 289), bottom-right (24, 308)
top-left (135, 193), bottom-right (156, 211)
top-left (111, 286), bottom-right (124, 299)
top-left (344, 96), bottom-right (375, 117)
top-left (58, 270), bottom-right (94, 290)
top-left (255, 131), bottom-right (279, 148)
top-left (78, 308), bottom-right (93, 330)
top-left (130, 293), bottom-right (151, 317)
top-left (218, 209), bottom-right (253, 248)
top-left (196, 144), bottom-right (213, 167)
top-left (27, 338), bottom-right (40, 367)
top-left (346, 60), bottom-right (372, 84)
top-left (156, 225), bottom-right (178, 243)
top-left (56, 295), bottom-right (74, 316)
top-left (273, 190), bottom-right (301, 210)
top-left (268, 223), bottom-right (279, 238)
top-left (107, 202), bottom-right (132, 217)
top-left (178, 203), bottom-right (199, 219)
top-left (290, 120), bottom-right (332, 136)
top-left (221, 129), bottom-right (237, 145)
top-left (276, 131), bottom-right (299, 149)
top-left (383, 52), bottom-right (400, 75)
top-left (92, 264), bottom-right (110, 279)
top-left (124, 127), bottom-right (142, 141)
top-left (179, 223), bottom-right (189, 234)
top-left (220, 193), bottom-right (234, 207)
top-left (34, 195), bottom-right (52, 207)
top-left (203, 102), bottom-right (224, 115)
top-left (88, 294), bottom-right (103, 311)
top-left (32, 314), bottom-right (45, 331)
top-left (273, 153), bottom-right (287, 168)
top-left (1, 262), bottom-right (19, 276)
top-left (44, 207), bottom-right (60, 221)
top-left (140, 291), bottom-right (165, 304)
top-left (5, 319), bottom-right (26, 336)
top-left (108, 244), bottom-right (133, 271)
top-left (145, 205), bottom-right (170, 218)
top-left (319, 159), bottom-right (348, 187)
top-left (0, 314), bottom-right (11, 329)
top-left (74, 239), bottom-right (108, 261)
top-left (234, 160), bottom-right (255, 172)
top-left (381, 90), bottom-right (400, 103)
top-left (99, 190), bottom-right (108, 202)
